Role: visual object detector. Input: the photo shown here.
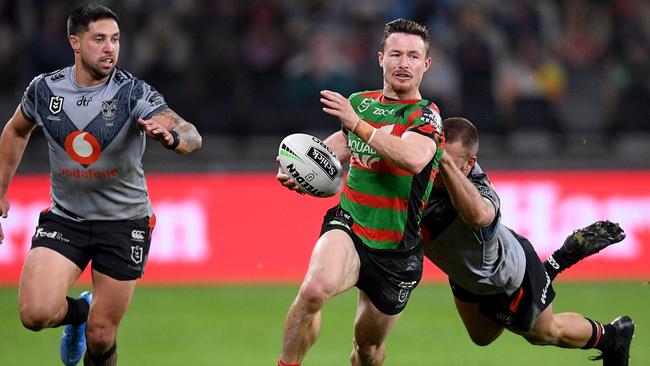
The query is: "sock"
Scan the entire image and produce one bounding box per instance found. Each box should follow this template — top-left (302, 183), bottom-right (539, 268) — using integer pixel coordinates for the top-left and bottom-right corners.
top-left (582, 318), bottom-right (616, 351)
top-left (84, 343), bottom-right (117, 366)
top-left (544, 251), bottom-right (571, 281)
top-left (58, 296), bottom-right (90, 327)
top-left (278, 359), bottom-right (301, 366)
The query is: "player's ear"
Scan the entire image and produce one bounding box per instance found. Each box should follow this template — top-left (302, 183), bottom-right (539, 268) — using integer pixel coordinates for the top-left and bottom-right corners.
top-left (465, 156), bottom-right (477, 174)
top-left (424, 56), bottom-right (432, 71)
top-left (378, 51), bottom-right (384, 68)
top-left (69, 35), bottom-right (80, 53)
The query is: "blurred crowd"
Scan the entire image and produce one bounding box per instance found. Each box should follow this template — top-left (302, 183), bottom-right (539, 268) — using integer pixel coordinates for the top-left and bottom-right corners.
top-left (0, 0), bottom-right (649, 140)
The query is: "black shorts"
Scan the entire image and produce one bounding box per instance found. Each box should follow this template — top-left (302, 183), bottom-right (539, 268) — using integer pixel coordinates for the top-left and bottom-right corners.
top-left (31, 209), bottom-right (155, 281)
top-left (450, 230), bottom-right (555, 332)
top-left (320, 206), bottom-right (423, 316)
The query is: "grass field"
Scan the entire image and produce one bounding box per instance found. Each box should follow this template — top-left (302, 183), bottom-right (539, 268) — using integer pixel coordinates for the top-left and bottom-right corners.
top-left (0, 283), bottom-right (647, 365)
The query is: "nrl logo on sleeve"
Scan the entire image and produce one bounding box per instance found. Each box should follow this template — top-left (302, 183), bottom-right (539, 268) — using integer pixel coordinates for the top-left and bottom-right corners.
top-left (101, 100), bottom-right (118, 120)
top-left (49, 95), bottom-right (64, 114)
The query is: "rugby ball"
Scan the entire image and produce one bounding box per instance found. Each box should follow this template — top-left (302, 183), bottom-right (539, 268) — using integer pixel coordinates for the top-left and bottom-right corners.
top-left (278, 133), bottom-right (343, 197)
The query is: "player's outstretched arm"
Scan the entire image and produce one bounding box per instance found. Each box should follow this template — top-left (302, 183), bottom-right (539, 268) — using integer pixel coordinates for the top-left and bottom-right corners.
top-left (138, 107), bottom-right (202, 154)
top-left (439, 152), bottom-right (495, 228)
top-left (323, 131), bottom-right (351, 165)
top-left (320, 90), bottom-right (436, 173)
top-left (0, 105), bottom-right (37, 244)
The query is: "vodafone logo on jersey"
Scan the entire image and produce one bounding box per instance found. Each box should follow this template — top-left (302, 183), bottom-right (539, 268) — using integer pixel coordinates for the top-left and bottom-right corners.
top-left (64, 131), bottom-right (101, 166)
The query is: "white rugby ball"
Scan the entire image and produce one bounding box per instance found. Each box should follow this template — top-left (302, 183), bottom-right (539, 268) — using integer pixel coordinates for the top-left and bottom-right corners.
top-left (278, 133), bottom-right (343, 197)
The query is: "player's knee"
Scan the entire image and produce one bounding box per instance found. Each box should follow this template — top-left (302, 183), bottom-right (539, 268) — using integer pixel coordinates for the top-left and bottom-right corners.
top-left (19, 301), bottom-right (58, 331)
top-left (467, 332), bottom-right (497, 347)
top-left (20, 312), bottom-right (47, 331)
top-left (522, 332), bottom-right (552, 346)
top-left (353, 339), bottom-right (384, 364)
top-left (86, 322), bottom-right (118, 351)
top-left (297, 281), bottom-right (334, 312)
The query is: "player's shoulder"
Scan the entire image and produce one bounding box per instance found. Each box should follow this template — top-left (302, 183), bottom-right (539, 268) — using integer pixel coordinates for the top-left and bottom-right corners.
top-left (117, 69), bottom-right (166, 111)
top-left (469, 163), bottom-right (488, 182)
top-left (111, 67), bottom-right (138, 85)
top-left (22, 67), bottom-right (67, 102)
top-left (29, 66), bottom-right (70, 88)
top-left (43, 67), bottom-right (69, 83)
top-left (469, 164), bottom-right (497, 196)
top-left (349, 89), bottom-right (382, 102)
top-left (404, 99), bottom-right (442, 131)
top-left (402, 98), bottom-right (440, 115)
top-left (418, 99), bottom-right (441, 114)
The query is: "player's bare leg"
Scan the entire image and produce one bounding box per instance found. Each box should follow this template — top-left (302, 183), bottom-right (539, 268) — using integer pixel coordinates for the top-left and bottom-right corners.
top-left (516, 304), bottom-right (635, 365)
top-left (18, 247), bottom-right (82, 330)
top-left (279, 229), bottom-right (360, 365)
top-left (350, 291), bottom-right (400, 366)
top-left (516, 304), bottom-right (593, 347)
top-left (83, 270), bottom-right (137, 366)
top-left (453, 297), bottom-right (504, 346)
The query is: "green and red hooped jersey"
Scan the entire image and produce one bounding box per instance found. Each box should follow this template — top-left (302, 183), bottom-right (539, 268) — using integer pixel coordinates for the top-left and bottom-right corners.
top-left (339, 90), bottom-right (445, 251)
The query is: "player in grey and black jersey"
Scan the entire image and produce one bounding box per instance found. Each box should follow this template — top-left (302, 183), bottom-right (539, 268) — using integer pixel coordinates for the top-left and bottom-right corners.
top-left (0, 4), bottom-right (201, 366)
top-left (420, 117), bottom-right (634, 366)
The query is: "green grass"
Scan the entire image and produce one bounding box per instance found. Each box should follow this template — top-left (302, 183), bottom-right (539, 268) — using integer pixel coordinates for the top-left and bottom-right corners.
top-left (0, 283), bottom-right (648, 365)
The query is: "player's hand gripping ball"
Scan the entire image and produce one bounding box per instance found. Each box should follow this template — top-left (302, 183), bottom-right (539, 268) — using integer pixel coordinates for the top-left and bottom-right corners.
top-left (278, 133), bottom-right (343, 197)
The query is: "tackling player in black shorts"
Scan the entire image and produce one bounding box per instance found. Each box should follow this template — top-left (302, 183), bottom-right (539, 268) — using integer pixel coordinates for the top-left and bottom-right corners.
top-left (420, 117), bottom-right (634, 365)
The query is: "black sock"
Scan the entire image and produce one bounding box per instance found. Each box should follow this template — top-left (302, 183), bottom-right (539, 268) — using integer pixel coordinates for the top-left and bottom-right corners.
top-left (582, 318), bottom-right (616, 351)
top-left (84, 343), bottom-right (117, 366)
top-left (58, 296), bottom-right (90, 327)
top-left (544, 250), bottom-right (572, 281)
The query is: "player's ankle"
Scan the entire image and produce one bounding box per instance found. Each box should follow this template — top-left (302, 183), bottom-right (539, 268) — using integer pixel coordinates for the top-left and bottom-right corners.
top-left (84, 343), bottom-right (117, 366)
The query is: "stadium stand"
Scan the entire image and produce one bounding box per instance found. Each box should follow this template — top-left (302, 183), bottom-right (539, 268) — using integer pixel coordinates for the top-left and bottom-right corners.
top-left (1, 0), bottom-right (649, 171)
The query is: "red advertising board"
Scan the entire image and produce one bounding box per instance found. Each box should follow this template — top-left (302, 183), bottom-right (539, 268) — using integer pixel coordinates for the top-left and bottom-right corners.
top-left (1, 171), bottom-right (649, 285)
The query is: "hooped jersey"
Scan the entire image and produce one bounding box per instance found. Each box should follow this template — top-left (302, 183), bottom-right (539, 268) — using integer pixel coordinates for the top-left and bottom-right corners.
top-left (340, 90), bottom-right (444, 251)
top-left (421, 163), bottom-right (526, 296)
top-left (20, 66), bottom-right (167, 220)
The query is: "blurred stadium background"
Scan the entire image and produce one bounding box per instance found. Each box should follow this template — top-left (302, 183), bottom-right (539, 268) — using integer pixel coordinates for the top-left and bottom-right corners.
top-left (0, 0), bottom-right (649, 365)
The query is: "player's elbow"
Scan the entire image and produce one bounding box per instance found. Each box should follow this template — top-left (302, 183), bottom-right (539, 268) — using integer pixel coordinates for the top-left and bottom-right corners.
top-left (462, 210), bottom-right (494, 228)
top-left (403, 163), bottom-right (423, 174)
top-left (403, 145), bottom-right (437, 174)
top-left (402, 156), bottom-right (430, 174)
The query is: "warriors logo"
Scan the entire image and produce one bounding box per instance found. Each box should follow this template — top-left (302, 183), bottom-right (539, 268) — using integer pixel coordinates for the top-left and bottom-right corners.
top-left (64, 131), bottom-right (101, 166)
top-left (101, 100), bottom-right (118, 120)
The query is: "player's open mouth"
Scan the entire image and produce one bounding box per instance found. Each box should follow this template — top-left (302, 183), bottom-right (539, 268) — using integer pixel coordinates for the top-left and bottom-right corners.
top-left (100, 58), bottom-right (114, 67)
top-left (393, 72), bottom-right (411, 81)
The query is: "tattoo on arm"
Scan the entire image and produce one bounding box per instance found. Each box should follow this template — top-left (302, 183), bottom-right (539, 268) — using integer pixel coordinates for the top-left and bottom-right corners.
top-left (159, 108), bottom-right (184, 128)
top-left (159, 107), bottom-right (202, 153)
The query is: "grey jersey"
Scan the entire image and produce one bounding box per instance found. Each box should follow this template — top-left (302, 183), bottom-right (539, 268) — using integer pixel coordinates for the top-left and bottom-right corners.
top-left (422, 164), bottom-right (525, 296)
top-left (20, 66), bottom-right (167, 220)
